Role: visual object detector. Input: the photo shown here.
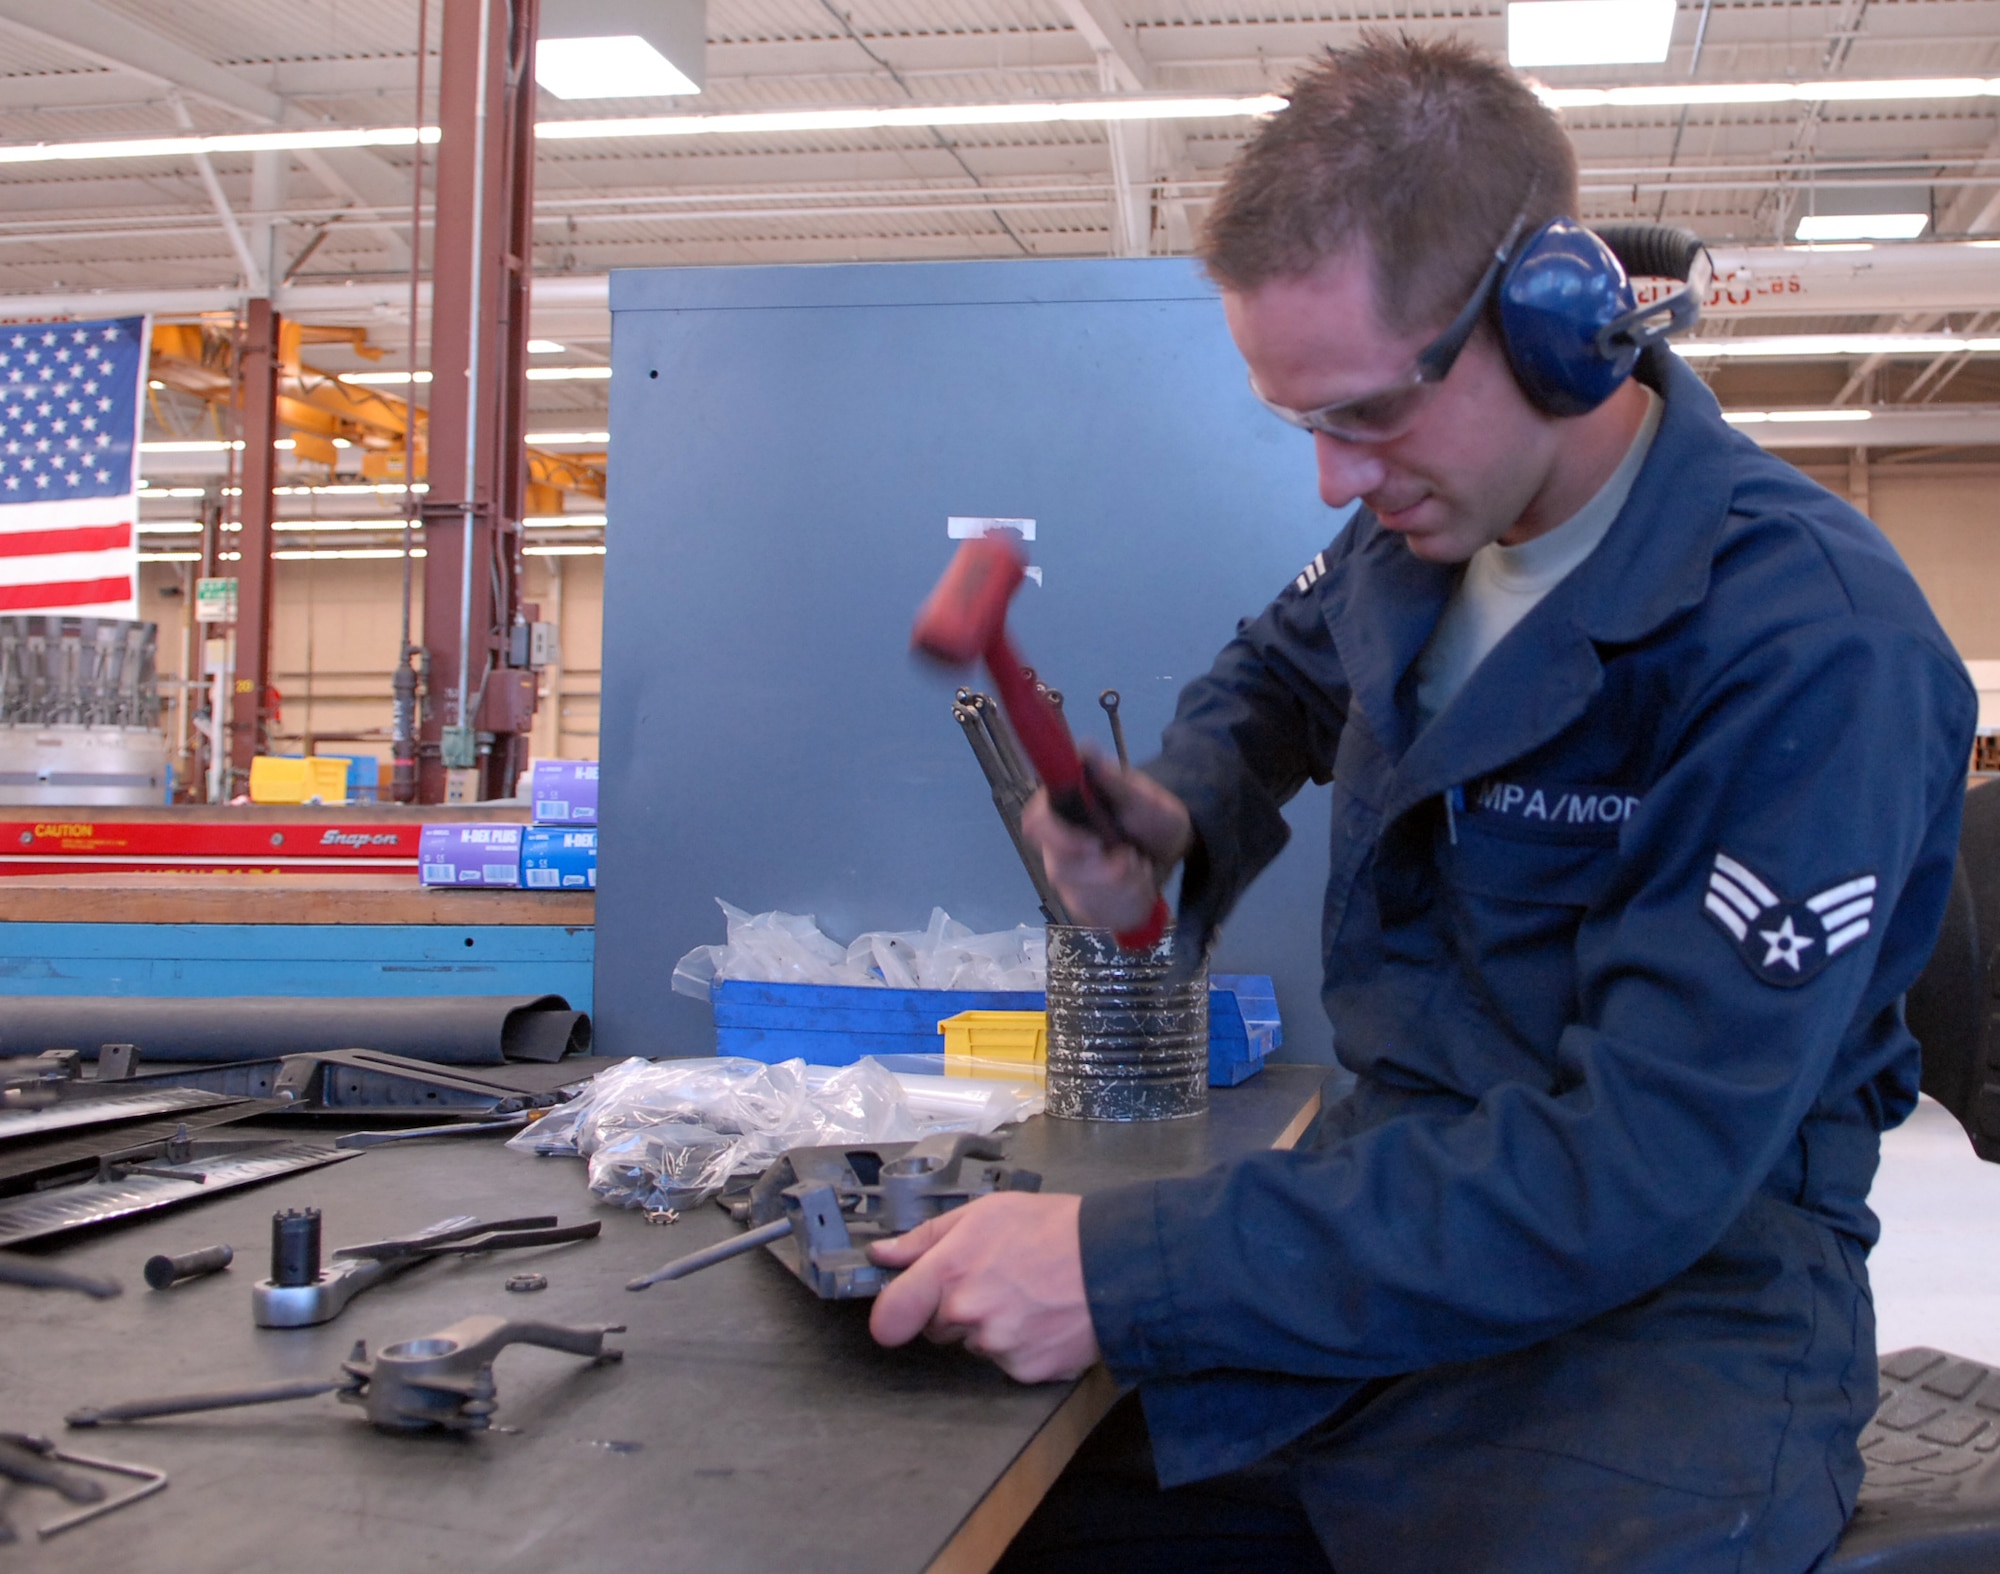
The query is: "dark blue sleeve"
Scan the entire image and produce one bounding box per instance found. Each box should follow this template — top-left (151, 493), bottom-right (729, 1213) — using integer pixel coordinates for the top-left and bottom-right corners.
top-left (1082, 610), bottom-right (1975, 1382)
top-left (1142, 563), bottom-right (1351, 952)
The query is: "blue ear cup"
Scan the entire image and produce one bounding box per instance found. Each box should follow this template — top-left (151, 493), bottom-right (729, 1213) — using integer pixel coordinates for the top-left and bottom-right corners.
top-left (1495, 218), bottom-right (1640, 418)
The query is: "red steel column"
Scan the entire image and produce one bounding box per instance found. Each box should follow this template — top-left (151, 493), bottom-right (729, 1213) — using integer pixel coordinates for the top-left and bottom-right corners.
top-left (420, 0), bottom-right (539, 802)
top-left (227, 296), bottom-right (280, 789)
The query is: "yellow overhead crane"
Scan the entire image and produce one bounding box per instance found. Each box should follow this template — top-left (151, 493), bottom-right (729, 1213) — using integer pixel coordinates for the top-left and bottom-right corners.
top-left (145, 321), bottom-right (606, 511)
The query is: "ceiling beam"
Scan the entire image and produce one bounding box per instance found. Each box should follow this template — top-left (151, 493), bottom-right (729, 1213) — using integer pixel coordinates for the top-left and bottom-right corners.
top-left (0, 0), bottom-right (411, 270)
top-left (1051, 0), bottom-right (1150, 93)
top-left (0, 0), bottom-right (287, 123)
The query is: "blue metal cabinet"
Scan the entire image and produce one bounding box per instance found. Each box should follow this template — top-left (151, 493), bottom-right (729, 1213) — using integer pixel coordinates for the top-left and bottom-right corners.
top-left (598, 259), bottom-right (1350, 1059)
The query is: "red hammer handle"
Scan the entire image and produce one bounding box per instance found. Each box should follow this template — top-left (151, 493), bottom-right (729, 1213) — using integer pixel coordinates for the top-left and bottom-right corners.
top-left (911, 533), bottom-right (1168, 951)
top-left (982, 634), bottom-right (1169, 951)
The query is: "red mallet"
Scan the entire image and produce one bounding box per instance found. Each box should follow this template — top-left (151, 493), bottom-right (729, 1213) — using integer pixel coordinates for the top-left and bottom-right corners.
top-left (912, 534), bottom-right (1168, 950)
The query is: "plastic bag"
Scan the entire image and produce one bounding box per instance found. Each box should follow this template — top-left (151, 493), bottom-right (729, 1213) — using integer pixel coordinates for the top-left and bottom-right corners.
top-left (673, 900), bottom-right (1045, 998)
top-left (588, 1124), bottom-right (737, 1212)
top-left (509, 1054), bottom-right (1038, 1212)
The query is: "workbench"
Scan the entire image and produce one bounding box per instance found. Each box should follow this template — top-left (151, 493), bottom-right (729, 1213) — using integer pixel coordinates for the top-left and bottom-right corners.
top-left (0, 873), bottom-right (594, 1010)
top-left (6, 1063), bottom-right (1324, 1573)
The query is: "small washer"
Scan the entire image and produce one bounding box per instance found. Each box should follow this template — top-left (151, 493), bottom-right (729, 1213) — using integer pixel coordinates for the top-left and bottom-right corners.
top-left (505, 1272), bottom-right (549, 1293)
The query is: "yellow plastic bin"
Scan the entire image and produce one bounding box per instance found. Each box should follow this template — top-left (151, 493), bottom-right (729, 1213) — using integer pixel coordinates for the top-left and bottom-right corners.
top-left (248, 755), bottom-right (351, 805)
top-left (937, 1009), bottom-right (1048, 1083)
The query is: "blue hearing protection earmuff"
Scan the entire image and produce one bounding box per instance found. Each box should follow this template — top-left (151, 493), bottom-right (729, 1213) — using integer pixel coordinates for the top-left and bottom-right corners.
top-left (1493, 217), bottom-right (1706, 418)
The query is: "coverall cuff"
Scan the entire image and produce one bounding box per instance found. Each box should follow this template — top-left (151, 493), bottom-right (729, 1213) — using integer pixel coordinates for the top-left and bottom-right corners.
top-left (1078, 1179), bottom-right (1179, 1380)
top-left (1142, 742), bottom-right (1291, 942)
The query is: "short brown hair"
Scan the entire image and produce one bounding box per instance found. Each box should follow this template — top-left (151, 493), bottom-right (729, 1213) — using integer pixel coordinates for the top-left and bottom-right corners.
top-left (1201, 35), bottom-right (1579, 336)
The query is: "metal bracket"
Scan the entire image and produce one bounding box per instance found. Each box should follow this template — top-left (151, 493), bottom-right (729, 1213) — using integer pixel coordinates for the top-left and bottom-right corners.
top-left (628, 1133), bottom-right (1042, 1298)
top-left (128, 1048), bottom-right (568, 1116)
top-left (67, 1315), bottom-right (621, 1436)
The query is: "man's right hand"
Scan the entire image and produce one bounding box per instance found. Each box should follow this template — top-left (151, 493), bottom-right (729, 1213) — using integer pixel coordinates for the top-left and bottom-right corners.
top-left (1020, 755), bottom-right (1193, 933)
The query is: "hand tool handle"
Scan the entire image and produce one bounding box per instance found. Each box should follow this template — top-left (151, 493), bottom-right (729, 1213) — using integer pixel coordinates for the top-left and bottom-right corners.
top-left (411, 1221), bottom-right (603, 1258)
top-left (984, 635), bottom-right (1168, 950)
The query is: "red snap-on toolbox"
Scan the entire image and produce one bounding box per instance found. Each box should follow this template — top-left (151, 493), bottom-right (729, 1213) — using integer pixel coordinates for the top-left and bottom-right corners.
top-left (0, 808), bottom-right (523, 877)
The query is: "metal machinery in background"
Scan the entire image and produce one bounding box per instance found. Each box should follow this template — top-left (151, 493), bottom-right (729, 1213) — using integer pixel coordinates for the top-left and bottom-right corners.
top-left (171, 0), bottom-right (548, 804)
top-left (0, 617), bottom-right (167, 806)
top-left (224, 298), bottom-right (281, 792)
top-left (418, 0), bottom-right (544, 803)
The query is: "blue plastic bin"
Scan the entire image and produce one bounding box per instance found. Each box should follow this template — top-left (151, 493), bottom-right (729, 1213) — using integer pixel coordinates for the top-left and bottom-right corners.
top-left (711, 974), bottom-right (1281, 1086)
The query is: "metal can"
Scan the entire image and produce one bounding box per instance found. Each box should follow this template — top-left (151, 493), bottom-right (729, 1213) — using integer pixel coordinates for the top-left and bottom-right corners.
top-left (1044, 924), bottom-right (1208, 1121)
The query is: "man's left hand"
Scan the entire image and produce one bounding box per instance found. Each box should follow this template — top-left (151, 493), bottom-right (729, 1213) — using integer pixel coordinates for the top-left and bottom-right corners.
top-left (867, 1192), bottom-right (1100, 1384)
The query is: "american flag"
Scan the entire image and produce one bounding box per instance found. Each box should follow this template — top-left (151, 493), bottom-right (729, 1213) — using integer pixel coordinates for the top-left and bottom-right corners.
top-left (0, 315), bottom-right (146, 618)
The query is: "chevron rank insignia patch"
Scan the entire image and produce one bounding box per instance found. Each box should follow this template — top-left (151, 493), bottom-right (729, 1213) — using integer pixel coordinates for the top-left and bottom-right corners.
top-left (1703, 852), bottom-right (1878, 988)
top-left (1294, 551), bottom-right (1327, 595)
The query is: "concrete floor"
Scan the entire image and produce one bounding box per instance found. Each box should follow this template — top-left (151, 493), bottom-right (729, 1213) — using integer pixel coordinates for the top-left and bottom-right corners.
top-left (1868, 1096), bottom-right (2000, 1365)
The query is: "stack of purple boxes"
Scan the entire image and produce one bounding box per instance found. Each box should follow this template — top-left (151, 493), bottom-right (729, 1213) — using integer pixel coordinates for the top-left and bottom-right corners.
top-left (521, 761), bottom-right (598, 890)
top-left (416, 761), bottom-right (599, 890)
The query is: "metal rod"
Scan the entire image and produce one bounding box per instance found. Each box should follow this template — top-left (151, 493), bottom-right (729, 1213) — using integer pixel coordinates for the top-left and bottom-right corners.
top-left (458, 0), bottom-right (496, 762)
top-left (1099, 688), bottom-right (1128, 768)
top-left (626, 1219), bottom-right (793, 1290)
top-left (953, 702), bottom-right (1069, 924)
top-left (66, 1377), bottom-right (343, 1427)
top-left (971, 692), bottom-right (1035, 798)
top-left (394, 0), bottom-right (431, 805)
top-left (36, 1449), bottom-right (169, 1540)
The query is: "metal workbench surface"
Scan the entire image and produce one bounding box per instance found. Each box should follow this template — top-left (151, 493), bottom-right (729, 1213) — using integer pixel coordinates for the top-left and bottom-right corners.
top-left (5, 1063), bottom-right (1324, 1574)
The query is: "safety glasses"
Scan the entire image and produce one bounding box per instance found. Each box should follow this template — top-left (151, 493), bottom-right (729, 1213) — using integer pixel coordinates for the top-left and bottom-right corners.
top-left (1249, 212), bottom-right (1530, 445)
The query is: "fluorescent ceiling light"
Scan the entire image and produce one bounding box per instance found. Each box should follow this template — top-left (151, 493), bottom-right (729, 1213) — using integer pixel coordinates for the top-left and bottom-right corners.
top-left (136, 521), bottom-right (203, 533)
top-left (527, 430), bottom-right (610, 445)
top-left (526, 513), bottom-right (608, 527)
top-left (527, 340), bottom-right (566, 353)
top-left (1723, 409), bottom-right (1873, 425)
top-left (3, 79), bottom-right (2000, 166)
top-left (275, 547), bottom-right (428, 561)
top-left (525, 543), bottom-right (608, 555)
top-left (139, 437), bottom-right (296, 452)
top-left (524, 365), bottom-right (611, 381)
top-left (1796, 212), bottom-right (1929, 242)
top-left (272, 519), bottom-right (419, 532)
top-left (1676, 333), bottom-right (2000, 359)
top-left (274, 482), bottom-right (427, 495)
top-left (1539, 77), bottom-right (2000, 110)
top-left (139, 551), bottom-right (201, 562)
top-left (0, 125), bottom-right (436, 167)
top-left (1508, 0), bottom-right (1676, 68)
top-left (536, 36), bottom-right (699, 100)
top-left (339, 369), bottom-right (431, 385)
top-left (534, 96), bottom-right (1291, 142)
top-left (139, 486), bottom-right (207, 499)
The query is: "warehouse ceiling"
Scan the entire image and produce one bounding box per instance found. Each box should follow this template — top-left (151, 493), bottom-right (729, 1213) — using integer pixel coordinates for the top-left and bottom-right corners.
top-left (0, 0), bottom-right (1996, 513)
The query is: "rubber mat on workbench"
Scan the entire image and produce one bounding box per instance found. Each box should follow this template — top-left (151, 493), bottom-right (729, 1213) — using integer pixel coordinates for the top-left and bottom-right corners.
top-left (1827, 1347), bottom-right (2000, 1570)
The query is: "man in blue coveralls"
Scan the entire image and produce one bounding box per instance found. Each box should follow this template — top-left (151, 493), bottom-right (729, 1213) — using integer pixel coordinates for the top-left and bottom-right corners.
top-left (869, 34), bottom-right (1977, 1573)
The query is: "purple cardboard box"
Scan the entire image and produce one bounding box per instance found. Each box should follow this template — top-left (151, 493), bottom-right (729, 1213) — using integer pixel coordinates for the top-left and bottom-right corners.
top-left (419, 823), bottom-right (524, 888)
top-left (530, 759), bottom-right (598, 826)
